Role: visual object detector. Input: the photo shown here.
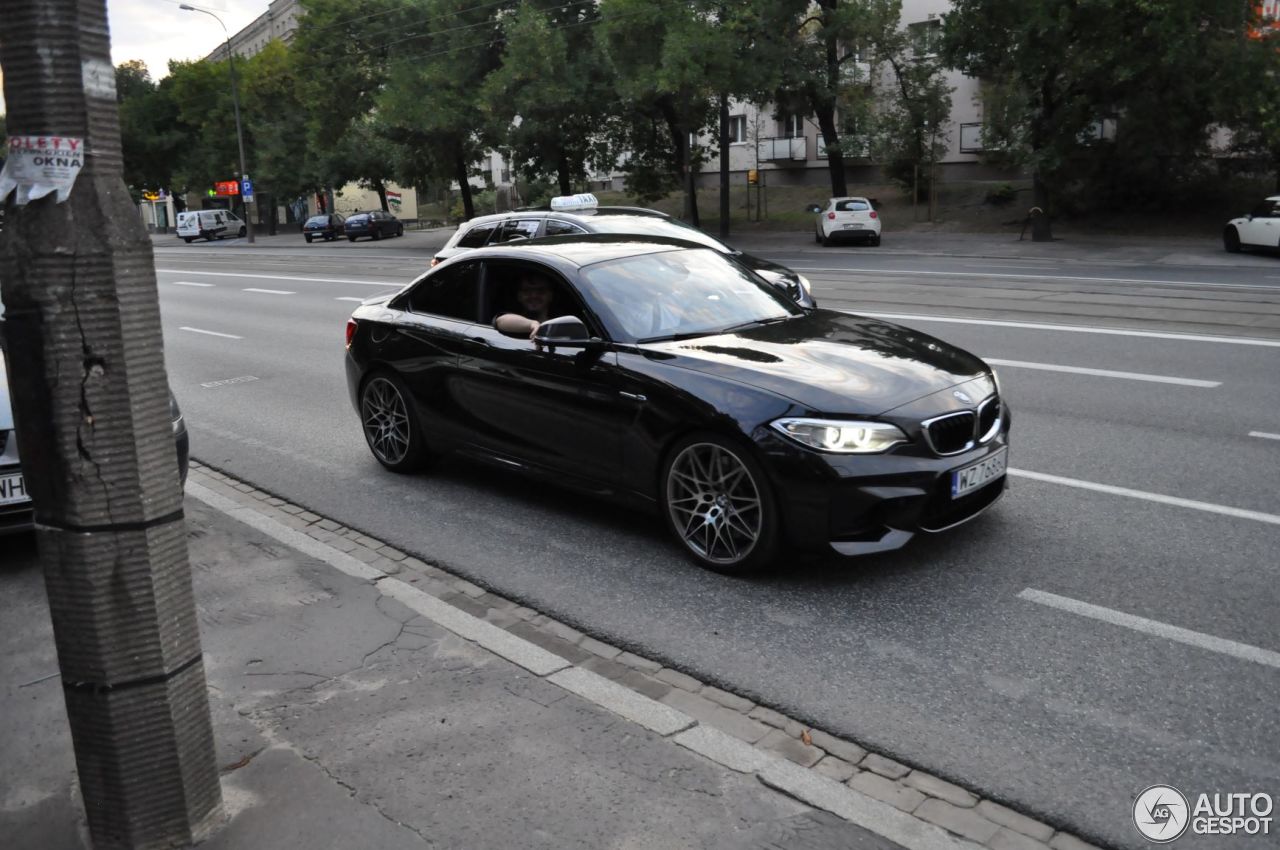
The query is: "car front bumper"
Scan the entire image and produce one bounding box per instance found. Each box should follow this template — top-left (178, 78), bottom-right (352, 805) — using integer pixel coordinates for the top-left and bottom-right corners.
top-left (756, 415), bottom-right (1011, 557)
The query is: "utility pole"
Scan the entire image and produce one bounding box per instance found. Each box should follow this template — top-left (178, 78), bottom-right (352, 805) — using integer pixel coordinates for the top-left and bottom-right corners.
top-left (719, 93), bottom-right (730, 240)
top-left (181, 4), bottom-right (255, 243)
top-left (0, 1), bottom-right (224, 848)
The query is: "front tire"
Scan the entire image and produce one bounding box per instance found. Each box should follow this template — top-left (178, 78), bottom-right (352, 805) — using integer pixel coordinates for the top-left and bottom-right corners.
top-left (347, 235), bottom-right (357, 242)
top-left (238, 225), bottom-right (247, 238)
top-left (660, 433), bottom-right (778, 574)
top-left (372, 228), bottom-right (382, 241)
top-left (183, 237), bottom-right (194, 243)
top-left (397, 225), bottom-right (404, 237)
top-left (360, 372), bottom-right (429, 473)
top-left (1223, 227), bottom-right (1241, 253)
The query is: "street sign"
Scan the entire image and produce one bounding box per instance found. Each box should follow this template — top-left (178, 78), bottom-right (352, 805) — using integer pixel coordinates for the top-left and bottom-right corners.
top-left (241, 177), bottom-right (254, 202)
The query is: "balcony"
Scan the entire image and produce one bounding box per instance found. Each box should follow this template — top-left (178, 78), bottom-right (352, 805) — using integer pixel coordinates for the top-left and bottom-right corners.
top-left (757, 137), bottom-right (807, 162)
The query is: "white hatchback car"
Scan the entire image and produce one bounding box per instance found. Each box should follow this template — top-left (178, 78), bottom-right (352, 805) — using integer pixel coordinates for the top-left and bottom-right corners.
top-left (815, 197), bottom-right (881, 246)
top-left (1224, 196), bottom-right (1280, 253)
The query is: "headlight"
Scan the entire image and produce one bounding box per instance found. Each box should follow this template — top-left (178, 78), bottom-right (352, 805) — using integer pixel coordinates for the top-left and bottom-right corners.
top-left (771, 418), bottom-right (906, 453)
top-left (795, 275), bottom-right (812, 294)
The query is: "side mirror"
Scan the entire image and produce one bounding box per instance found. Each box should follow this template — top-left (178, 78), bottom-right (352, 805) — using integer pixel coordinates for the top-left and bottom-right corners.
top-left (533, 315), bottom-right (599, 349)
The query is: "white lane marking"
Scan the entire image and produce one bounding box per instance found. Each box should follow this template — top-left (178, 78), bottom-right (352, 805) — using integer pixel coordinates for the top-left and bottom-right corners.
top-left (1009, 468), bottom-right (1280, 526)
top-left (201, 375), bottom-right (259, 388)
top-left (983, 357), bottom-right (1220, 387)
top-left (1249, 431), bottom-right (1280, 441)
top-left (157, 268), bottom-right (401, 287)
top-left (170, 280), bottom-right (215, 288)
top-left (842, 311), bottom-right (1280, 348)
top-left (1019, 589), bottom-right (1280, 670)
top-left (179, 326), bottom-right (242, 340)
top-left (243, 287), bottom-right (296, 295)
top-left (794, 265), bottom-right (1280, 292)
top-left (961, 262), bottom-right (1057, 270)
top-left (335, 296), bottom-right (365, 302)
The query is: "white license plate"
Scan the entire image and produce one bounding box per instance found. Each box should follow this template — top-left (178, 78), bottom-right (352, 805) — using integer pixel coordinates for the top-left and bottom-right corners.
top-left (0, 471), bottom-right (31, 506)
top-left (951, 448), bottom-right (1007, 499)
top-left (842, 223), bottom-right (862, 229)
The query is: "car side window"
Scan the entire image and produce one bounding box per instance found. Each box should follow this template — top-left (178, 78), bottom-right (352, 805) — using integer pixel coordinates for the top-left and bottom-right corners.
top-left (1250, 201), bottom-right (1274, 218)
top-left (495, 219), bottom-right (542, 242)
top-left (544, 219), bottom-right (588, 236)
top-left (483, 261), bottom-right (593, 330)
top-left (458, 223), bottom-right (496, 248)
top-left (405, 261), bottom-right (481, 321)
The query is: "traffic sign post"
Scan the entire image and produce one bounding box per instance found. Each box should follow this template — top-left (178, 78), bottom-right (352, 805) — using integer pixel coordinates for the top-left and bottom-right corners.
top-left (241, 177), bottom-right (254, 202)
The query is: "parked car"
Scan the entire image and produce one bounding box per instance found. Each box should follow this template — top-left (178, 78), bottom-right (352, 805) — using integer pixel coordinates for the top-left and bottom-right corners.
top-left (303, 213), bottom-right (346, 243)
top-left (345, 237), bottom-right (1009, 573)
top-left (0, 319), bottom-right (189, 535)
top-left (815, 197), bottom-right (882, 246)
top-left (345, 210), bottom-right (404, 241)
top-left (176, 209), bottom-right (246, 243)
top-left (433, 194), bottom-right (816, 307)
top-left (1223, 196), bottom-right (1280, 253)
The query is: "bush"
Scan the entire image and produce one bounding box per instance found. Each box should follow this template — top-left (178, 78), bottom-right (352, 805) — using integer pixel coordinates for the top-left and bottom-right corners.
top-left (984, 184), bottom-right (1017, 206)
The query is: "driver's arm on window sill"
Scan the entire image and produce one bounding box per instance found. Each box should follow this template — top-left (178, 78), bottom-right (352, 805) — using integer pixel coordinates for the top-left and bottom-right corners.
top-left (495, 313), bottom-right (540, 338)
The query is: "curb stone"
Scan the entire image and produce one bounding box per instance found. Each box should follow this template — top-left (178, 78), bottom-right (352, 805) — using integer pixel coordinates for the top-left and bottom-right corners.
top-left (183, 462), bottom-right (1102, 850)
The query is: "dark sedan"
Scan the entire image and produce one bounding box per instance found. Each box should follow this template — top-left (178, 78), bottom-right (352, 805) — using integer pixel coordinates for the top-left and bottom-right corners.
top-left (303, 213), bottom-right (345, 242)
top-left (345, 210), bottom-right (404, 241)
top-left (344, 237), bottom-right (1009, 573)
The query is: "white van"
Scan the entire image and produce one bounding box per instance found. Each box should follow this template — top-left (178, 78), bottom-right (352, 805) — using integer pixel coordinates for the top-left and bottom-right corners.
top-left (176, 210), bottom-right (246, 243)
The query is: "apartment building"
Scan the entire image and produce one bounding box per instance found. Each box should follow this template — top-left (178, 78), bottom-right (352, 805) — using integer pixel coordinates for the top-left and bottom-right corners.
top-left (205, 0), bottom-right (303, 61)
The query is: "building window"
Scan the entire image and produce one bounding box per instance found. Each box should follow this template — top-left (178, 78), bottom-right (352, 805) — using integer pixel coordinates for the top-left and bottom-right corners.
top-left (780, 114), bottom-right (806, 139)
top-left (909, 20), bottom-right (943, 57)
top-left (728, 115), bottom-right (747, 143)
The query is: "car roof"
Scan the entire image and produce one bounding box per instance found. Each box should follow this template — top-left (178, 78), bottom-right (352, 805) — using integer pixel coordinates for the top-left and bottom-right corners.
top-left (450, 235), bottom-right (699, 268)
top-left (829, 196), bottom-right (871, 202)
top-left (459, 206), bottom-right (670, 227)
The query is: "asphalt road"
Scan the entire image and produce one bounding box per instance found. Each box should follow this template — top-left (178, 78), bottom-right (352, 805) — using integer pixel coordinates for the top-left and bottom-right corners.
top-left (139, 232), bottom-right (1280, 849)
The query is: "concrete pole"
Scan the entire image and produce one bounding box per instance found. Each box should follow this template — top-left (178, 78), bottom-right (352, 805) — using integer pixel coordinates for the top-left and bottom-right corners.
top-left (0, 1), bottom-right (224, 847)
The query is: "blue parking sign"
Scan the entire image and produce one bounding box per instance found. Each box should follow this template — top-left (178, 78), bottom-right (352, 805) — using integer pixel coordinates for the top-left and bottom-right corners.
top-left (241, 177), bottom-right (254, 200)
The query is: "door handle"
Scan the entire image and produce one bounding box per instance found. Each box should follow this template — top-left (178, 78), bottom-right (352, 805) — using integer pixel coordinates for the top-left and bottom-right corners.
top-left (466, 336), bottom-right (491, 346)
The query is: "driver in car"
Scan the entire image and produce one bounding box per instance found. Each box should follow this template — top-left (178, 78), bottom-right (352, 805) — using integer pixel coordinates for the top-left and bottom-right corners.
top-left (495, 273), bottom-right (555, 338)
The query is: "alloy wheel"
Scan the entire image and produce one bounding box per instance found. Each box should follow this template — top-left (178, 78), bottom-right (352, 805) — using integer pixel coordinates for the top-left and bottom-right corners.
top-left (361, 377), bottom-right (411, 465)
top-left (666, 442), bottom-right (763, 565)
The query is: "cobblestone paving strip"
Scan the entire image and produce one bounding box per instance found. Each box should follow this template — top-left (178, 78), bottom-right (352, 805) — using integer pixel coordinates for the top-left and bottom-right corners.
top-left (184, 461), bottom-right (1107, 850)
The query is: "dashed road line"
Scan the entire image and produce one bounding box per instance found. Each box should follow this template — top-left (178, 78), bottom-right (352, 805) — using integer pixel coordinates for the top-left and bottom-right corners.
top-left (798, 265), bottom-right (1280, 292)
top-left (842, 311), bottom-right (1280, 348)
top-left (179, 326), bottom-right (243, 340)
top-left (1249, 431), bottom-right (1280, 441)
top-left (243, 288), bottom-right (296, 295)
top-left (984, 358), bottom-right (1220, 387)
top-left (1009, 468), bottom-right (1280, 526)
top-left (335, 296), bottom-right (365, 302)
top-left (170, 280), bottom-right (216, 287)
top-left (157, 268), bottom-right (400, 287)
top-left (1019, 589), bottom-right (1280, 670)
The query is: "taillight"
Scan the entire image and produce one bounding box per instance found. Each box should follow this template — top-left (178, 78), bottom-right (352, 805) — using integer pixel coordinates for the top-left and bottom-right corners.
top-left (345, 319), bottom-right (357, 349)
top-left (827, 212), bottom-right (836, 220)
top-left (869, 211), bottom-right (878, 219)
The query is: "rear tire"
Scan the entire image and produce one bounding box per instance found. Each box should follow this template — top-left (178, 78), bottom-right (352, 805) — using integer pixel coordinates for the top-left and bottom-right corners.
top-left (869, 234), bottom-right (881, 247)
top-left (1223, 227), bottom-right (1241, 253)
top-left (372, 228), bottom-right (382, 241)
top-left (660, 432), bottom-right (779, 575)
top-left (359, 372), bottom-right (430, 473)
top-left (183, 237), bottom-right (194, 244)
top-left (305, 235), bottom-right (313, 243)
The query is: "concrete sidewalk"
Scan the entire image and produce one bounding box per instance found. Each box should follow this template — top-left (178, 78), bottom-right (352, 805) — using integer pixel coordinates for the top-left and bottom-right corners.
top-left (1, 463), bottom-right (1100, 850)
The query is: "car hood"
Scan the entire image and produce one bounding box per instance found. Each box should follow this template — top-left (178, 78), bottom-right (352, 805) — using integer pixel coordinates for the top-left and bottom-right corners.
top-left (0, 348), bottom-right (11, 430)
top-left (641, 310), bottom-right (988, 415)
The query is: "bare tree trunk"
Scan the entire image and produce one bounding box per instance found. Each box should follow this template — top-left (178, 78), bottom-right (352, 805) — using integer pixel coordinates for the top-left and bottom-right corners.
top-left (0, 2), bottom-right (223, 847)
top-left (1031, 170), bottom-right (1053, 242)
top-left (455, 153), bottom-right (475, 220)
top-left (376, 181), bottom-right (389, 212)
top-left (719, 92), bottom-right (730, 239)
top-left (557, 158), bottom-right (572, 196)
top-left (816, 107), bottom-right (848, 197)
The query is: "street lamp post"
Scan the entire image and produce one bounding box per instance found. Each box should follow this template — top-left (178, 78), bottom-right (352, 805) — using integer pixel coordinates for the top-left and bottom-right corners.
top-left (181, 3), bottom-right (254, 243)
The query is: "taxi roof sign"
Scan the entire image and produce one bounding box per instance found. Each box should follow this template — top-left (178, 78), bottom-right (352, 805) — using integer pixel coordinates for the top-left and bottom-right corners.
top-left (549, 193), bottom-right (599, 212)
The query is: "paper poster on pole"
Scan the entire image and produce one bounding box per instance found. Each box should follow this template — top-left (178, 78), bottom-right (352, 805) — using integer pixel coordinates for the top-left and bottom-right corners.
top-left (0, 136), bottom-right (86, 204)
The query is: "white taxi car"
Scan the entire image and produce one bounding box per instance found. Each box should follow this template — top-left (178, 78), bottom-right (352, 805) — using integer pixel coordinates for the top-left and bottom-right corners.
top-left (1224, 197), bottom-right (1280, 253)
top-left (815, 197), bottom-right (881, 247)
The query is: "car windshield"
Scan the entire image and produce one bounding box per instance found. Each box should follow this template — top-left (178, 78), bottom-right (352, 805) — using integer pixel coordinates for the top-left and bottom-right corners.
top-left (584, 215), bottom-right (731, 253)
top-left (576, 248), bottom-right (800, 343)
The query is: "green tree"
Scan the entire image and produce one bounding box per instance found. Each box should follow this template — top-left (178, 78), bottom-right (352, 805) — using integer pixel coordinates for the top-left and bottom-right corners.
top-left (478, 0), bottom-right (610, 196)
top-left (773, 0), bottom-right (904, 198)
top-left (1218, 23), bottom-right (1280, 192)
top-left (943, 0), bottom-right (1251, 239)
top-left (116, 60), bottom-right (184, 196)
top-left (241, 41), bottom-right (314, 212)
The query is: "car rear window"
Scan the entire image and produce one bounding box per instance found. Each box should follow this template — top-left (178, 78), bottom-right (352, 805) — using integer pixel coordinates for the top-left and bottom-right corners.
top-left (835, 200), bottom-right (870, 212)
top-left (457, 223), bottom-right (497, 248)
top-left (305, 216), bottom-right (329, 226)
top-left (348, 214), bottom-right (369, 223)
